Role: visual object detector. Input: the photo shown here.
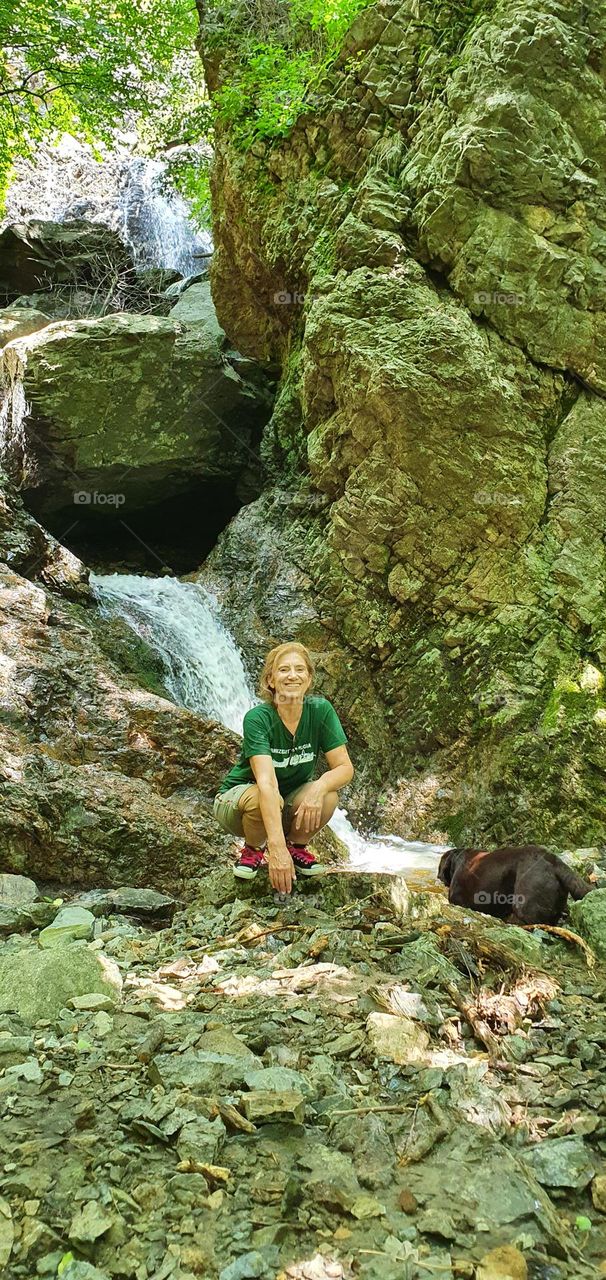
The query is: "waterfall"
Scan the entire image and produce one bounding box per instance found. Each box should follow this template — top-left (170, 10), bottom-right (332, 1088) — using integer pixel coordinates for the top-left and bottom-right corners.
top-left (115, 157), bottom-right (212, 277)
top-left (4, 136), bottom-right (212, 278)
top-left (91, 573), bottom-right (447, 877)
top-left (90, 574), bottom-right (252, 734)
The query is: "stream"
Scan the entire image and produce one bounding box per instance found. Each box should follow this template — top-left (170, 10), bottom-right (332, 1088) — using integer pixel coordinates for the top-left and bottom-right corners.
top-left (90, 572), bottom-right (448, 883)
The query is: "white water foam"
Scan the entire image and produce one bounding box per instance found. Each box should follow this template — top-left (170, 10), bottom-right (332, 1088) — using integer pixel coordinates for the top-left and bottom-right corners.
top-left (91, 572), bottom-right (446, 877)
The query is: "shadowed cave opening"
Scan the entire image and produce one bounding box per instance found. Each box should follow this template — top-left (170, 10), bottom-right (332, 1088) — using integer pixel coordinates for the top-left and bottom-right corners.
top-left (26, 475), bottom-right (251, 575)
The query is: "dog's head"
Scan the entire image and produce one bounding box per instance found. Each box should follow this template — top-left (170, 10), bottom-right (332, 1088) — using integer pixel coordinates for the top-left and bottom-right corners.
top-left (437, 847), bottom-right (468, 886)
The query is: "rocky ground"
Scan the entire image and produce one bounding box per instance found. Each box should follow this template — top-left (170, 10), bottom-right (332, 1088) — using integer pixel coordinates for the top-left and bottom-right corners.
top-left (3, 866), bottom-right (606, 1280)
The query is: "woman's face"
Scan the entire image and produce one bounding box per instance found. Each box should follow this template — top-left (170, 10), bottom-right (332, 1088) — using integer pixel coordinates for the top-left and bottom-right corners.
top-left (270, 650), bottom-right (312, 705)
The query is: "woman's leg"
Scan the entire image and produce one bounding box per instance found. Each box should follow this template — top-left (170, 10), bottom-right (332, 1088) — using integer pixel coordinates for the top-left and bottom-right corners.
top-left (283, 782), bottom-right (339, 843)
top-left (239, 784), bottom-right (285, 849)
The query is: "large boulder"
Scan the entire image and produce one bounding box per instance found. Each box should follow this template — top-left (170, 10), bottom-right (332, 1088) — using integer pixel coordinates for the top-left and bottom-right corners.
top-left (0, 565), bottom-right (240, 892)
top-left (195, 0), bottom-right (606, 846)
top-left (0, 307), bottom-right (272, 524)
top-left (0, 942), bottom-right (122, 1023)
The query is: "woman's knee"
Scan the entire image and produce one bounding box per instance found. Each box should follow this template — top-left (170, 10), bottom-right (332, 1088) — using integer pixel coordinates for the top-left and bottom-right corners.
top-left (239, 785), bottom-right (284, 816)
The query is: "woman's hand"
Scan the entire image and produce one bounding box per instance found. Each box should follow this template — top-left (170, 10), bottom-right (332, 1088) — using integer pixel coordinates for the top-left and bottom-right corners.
top-left (267, 841), bottom-right (296, 894)
top-left (293, 782), bottom-right (325, 835)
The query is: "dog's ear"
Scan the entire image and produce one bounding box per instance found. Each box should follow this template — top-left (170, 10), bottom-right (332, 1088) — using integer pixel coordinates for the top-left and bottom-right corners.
top-left (438, 848), bottom-right (456, 885)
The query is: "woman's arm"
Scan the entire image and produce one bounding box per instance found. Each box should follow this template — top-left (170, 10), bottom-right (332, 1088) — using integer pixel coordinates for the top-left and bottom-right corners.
top-left (293, 745), bottom-right (354, 834)
top-left (250, 754), bottom-right (295, 894)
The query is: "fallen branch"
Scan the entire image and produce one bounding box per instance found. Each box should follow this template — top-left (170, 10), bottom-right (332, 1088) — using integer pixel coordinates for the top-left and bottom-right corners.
top-left (442, 980), bottom-right (501, 1058)
top-left (520, 923), bottom-right (595, 968)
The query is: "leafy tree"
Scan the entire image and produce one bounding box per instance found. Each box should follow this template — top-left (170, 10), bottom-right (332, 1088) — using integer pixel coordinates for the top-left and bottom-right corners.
top-left (0, 0), bottom-right (207, 206)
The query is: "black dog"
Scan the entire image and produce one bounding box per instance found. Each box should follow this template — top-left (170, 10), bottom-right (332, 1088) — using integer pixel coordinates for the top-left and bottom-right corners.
top-left (437, 844), bottom-right (593, 926)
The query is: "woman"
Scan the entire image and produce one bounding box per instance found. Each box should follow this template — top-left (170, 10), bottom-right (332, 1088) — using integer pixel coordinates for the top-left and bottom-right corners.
top-left (213, 642), bottom-right (354, 893)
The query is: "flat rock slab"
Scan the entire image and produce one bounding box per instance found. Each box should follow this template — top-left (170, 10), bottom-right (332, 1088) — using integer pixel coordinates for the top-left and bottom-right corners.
top-left (68, 992), bottom-right (116, 1012)
top-left (176, 1115), bottom-right (226, 1164)
top-left (366, 1011), bottom-right (430, 1064)
top-left (38, 906), bottom-right (95, 948)
top-left (71, 887), bottom-right (177, 919)
top-left (68, 1200), bottom-right (115, 1245)
top-left (149, 1033), bottom-right (262, 1093)
top-left (522, 1135), bottom-right (596, 1189)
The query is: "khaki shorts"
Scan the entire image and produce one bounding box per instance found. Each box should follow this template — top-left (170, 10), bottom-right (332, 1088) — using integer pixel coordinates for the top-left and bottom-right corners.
top-left (212, 782), bottom-right (307, 839)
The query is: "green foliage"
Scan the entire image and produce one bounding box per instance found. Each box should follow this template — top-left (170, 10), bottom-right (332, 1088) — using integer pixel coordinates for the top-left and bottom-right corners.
top-left (0, 0), bottom-right (207, 208)
top-left (209, 0), bottom-right (373, 149)
top-left (216, 44), bottom-right (318, 142)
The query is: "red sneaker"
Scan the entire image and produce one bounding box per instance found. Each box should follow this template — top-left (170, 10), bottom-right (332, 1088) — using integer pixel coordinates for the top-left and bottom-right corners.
top-left (233, 845), bottom-right (267, 880)
top-left (286, 842), bottom-right (324, 877)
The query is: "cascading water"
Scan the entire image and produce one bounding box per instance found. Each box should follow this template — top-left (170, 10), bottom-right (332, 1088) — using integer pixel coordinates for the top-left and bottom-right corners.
top-left (115, 157), bottom-right (212, 277)
top-left (91, 574), bottom-right (253, 734)
top-left (91, 573), bottom-right (447, 878)
top-left (4, 135), bottom-right (212, 278)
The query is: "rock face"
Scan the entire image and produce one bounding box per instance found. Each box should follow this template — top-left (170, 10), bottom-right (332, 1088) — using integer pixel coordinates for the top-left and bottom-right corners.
top-left (0, 220), bottom-right (133, 304)
top-left (1, 300), bottom-right (272, 524)
top-left (196, 0), bottom-right (606, 845)
top-left (0, 563), bottom-right (240, 891)
top-left (0, 464), bottom-right (89, 598)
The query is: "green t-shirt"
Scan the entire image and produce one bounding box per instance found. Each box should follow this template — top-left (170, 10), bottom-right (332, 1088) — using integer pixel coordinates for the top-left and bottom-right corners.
top-left (217, 695), bottom-right (348, 797)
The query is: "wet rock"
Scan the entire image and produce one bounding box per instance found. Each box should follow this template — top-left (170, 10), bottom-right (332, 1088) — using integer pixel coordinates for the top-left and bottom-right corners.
top-left (38, 906), bottom-right (95, 948)
top-left (0, 566), bottom-right (236, 891)
top-left (0, 872), bottom-right (39, 904)
top-left (522, 1135), bottom-right (597, 1189)
top-left (366, 1011), bottom-right (430, 1063)
top-left (241, 1089), bottom-right (306, 1124)
top-left (0, 942), bottom-right (122, 1022)
top-left (570, 888), bottom-right (606, 958)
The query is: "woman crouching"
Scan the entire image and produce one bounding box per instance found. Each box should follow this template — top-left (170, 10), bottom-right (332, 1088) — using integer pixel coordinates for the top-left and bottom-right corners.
top-left (213, 642), bottom-right (354, 894)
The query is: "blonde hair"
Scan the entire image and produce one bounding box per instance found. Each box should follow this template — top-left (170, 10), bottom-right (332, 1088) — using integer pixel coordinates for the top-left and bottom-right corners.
top-left (258, 642), bottom-right (315, 704)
